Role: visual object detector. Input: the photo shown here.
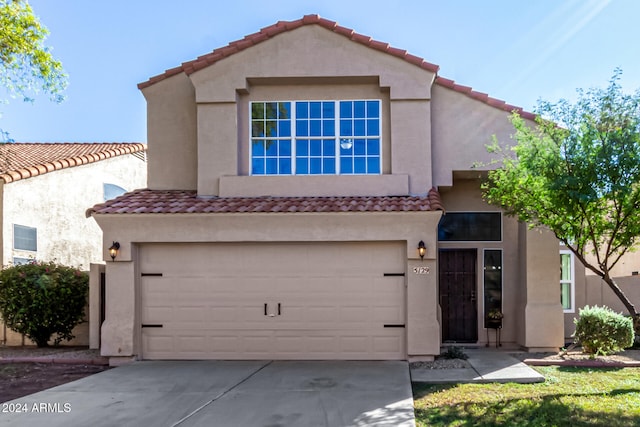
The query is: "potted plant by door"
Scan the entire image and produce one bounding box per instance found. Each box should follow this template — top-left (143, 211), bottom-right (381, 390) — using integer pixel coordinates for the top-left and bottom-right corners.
top-left (486, 308), bottom-right (503, 329)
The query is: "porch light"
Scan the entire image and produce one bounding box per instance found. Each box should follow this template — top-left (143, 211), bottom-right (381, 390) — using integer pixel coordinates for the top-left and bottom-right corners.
top-left (109, 241), bottom-right (120, 261)
top-left (418, 240), bottom-right (426, 261)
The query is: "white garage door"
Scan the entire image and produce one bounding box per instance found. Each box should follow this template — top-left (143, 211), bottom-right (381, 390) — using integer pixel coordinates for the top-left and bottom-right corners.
top-left (140, 242), bottom-right (406, 360)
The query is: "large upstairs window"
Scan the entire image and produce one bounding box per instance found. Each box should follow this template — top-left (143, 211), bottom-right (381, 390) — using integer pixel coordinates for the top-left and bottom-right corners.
top-left (250, 100), bottom-right (381, 175)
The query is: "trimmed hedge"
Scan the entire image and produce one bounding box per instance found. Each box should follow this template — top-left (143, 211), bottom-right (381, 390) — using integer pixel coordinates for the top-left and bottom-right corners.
top-left (574, 305), bottom-right (634, 355)
top-left (0, 261), bottom-right (88, 347)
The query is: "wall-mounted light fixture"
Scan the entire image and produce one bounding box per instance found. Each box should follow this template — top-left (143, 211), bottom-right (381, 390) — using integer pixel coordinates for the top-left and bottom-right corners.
top-left (418, 240), bottom-right (426, 261)
top-left (109, 241), bottom-right (120, 261)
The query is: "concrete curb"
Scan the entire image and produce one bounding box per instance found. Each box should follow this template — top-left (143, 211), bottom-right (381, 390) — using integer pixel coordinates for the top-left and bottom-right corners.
top-left (0, 357), bottom-right (110, 366)
top-left (524, 358), bottom-right (640, 368)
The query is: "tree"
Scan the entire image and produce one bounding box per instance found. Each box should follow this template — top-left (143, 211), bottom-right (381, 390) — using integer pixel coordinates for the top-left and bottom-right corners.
top-left (0, 261), bottom-right (88, 347)
top-left (0, 0), bottom-right (67, 141)
top-left (482, 70), bottom-right (640, 331)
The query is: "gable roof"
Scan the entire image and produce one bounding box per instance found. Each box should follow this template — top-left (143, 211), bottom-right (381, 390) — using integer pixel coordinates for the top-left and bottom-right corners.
top-left (138, 14), bottom-right (535, 120)
top-left (0, 143), bottom-right (146, 184)
top-left (86, 188), bottom-right (443, 216)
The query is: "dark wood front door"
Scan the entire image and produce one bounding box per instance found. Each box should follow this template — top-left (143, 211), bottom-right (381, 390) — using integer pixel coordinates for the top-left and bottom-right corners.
top-left (439, 249), bottom-right (478, 342)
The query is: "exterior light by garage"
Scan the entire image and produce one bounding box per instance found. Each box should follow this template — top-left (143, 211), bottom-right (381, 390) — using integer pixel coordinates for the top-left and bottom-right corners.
top-left (109, 241), bottom-right (120, 261)
top-left (418, 240), bottom-right (426, 260)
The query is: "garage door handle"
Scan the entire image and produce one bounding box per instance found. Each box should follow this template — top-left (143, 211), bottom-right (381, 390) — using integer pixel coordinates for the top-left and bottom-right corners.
top-left (278, 303), bottom-right (281, 315)
top-left (264, 303), bottom-right (268, 316)
top-left (142, 324), bottom-right (163, 328)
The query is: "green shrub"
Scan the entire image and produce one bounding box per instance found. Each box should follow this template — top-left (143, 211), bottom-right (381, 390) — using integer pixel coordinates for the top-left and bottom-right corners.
top-left (441, 346), bottom-right (468, 360)
top-left (0, 261), bottom-right (88, 347)
top-left (574, 305), bottom-right (634, 355)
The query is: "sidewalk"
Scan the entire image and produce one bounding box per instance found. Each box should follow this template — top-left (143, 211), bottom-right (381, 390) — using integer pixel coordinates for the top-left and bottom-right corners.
top-left (411, 349), bottom-right (544, 384)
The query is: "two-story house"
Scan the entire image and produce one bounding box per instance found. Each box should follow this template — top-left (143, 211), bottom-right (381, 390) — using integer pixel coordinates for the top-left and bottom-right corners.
top-left (88, 15), bottom-right (564, 363)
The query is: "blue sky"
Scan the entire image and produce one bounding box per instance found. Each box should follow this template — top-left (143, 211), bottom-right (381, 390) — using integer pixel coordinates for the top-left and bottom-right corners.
top-left (2, 0), bottom-right (639, 142)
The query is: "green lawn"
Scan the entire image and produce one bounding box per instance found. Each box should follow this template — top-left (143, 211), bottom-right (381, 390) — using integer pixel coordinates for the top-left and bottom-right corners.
top-left (413, 367), bottom-right (640, 427)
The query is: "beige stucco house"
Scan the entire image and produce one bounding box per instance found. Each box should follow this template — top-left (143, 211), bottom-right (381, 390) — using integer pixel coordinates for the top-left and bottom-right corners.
top-left (89, 15), bottom-right (567, 364)
top-left (0, 142), bottom-right (146, 345)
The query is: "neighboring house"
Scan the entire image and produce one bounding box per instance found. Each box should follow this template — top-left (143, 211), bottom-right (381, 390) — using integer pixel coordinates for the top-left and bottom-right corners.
top-left (0, 142), bottom-right (147, 345)
top-left (88, 15), bottom-right (565, 363)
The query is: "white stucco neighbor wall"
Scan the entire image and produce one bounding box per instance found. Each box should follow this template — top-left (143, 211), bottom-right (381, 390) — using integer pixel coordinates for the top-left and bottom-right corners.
top-left (2, 154), bottom-right (146, 268)
top-left (1, 153), bottom-right (146, 346)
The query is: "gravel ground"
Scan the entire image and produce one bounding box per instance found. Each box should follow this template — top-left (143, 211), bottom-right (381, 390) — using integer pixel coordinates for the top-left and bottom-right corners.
top-left (0, 346), bottom-right (102, 360)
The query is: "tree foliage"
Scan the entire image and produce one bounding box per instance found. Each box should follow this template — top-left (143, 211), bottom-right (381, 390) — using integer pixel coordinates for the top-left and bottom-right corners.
top-left (483, 70), bottom-right (640, 326)
top-left (0, 0), bottom-right (67, 141)
top-left (0, 261), bottom-right (88, 347)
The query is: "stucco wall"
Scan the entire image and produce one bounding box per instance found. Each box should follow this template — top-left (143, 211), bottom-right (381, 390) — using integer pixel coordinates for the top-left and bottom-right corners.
top-left (1, 154), bottom-right (146, 346)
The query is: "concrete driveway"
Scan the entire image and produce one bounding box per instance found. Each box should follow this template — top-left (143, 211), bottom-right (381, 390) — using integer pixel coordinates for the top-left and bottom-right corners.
top-left (0, 360), bottom-right (415, 427)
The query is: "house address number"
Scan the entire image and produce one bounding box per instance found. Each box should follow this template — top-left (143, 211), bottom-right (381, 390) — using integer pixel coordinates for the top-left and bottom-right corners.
top-left (413, 267), bottom-right (430, 275)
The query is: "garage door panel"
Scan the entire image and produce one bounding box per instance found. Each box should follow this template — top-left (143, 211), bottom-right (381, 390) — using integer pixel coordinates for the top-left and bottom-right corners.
top-left (140, 242), bottom-right (406, 360)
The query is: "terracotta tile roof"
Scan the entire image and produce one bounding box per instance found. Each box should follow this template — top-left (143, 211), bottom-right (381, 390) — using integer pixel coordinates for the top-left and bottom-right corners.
top-left (138, 14), bottom-right (536, 120)
top-left (87, 187), bottom-right (443, 216)
top-left (0, 143), bottom-right (147, 184)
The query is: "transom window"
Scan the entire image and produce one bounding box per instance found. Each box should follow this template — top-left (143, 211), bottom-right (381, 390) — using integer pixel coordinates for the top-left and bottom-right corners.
top-left (250, 100), bottom-right (381, 175)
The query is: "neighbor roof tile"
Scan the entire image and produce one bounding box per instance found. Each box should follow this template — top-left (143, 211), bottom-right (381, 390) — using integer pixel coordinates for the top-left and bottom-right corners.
top-left (0, 143), bottom-right (146, 184)
top-left (87, 188), bottom-right (444, 216)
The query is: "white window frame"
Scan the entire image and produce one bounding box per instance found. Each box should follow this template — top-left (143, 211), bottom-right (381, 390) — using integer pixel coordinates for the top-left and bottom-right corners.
top-left (13, 224), bottom-right (37, 252)
top-left (249, 99), bottom-right (382, 176)
top-left (560, 249), bottom-right (575, 313)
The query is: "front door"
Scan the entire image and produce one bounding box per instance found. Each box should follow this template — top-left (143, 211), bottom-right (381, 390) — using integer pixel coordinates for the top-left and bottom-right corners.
top-left (439, 249), bottom-right (478, 342)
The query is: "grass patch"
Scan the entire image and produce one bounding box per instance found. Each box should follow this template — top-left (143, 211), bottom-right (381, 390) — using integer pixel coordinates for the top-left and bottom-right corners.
top-left (413, 367), bottom-right (640, 426)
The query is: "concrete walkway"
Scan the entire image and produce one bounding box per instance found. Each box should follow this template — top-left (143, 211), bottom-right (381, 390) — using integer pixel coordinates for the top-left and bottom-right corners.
top-left (411, 350), bottom-right (545, 384)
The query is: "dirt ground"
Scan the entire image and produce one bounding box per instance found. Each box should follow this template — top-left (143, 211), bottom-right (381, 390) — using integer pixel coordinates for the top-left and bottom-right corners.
top-left (0, 363), bottom-right (110, 403)
top-left (0, 346), bottom-right (110, 403)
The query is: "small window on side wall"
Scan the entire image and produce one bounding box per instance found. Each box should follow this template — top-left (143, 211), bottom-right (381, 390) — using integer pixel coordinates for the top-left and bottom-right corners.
top-left (13, 224), bottom-right (37, 251)
top-left (560, 250), bottom-right (575, 313)
top-left (103, 183), bottom-right (127, 201)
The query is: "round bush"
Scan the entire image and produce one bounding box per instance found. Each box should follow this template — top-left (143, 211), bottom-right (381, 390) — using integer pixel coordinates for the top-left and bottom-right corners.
top-left (574, 305), bottom-right (634, 355)
top-left (0, 261), bottom-right (88, 347)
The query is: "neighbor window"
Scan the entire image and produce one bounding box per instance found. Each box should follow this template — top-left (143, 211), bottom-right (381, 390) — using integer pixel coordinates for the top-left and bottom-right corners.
top-left (13, 224), bottom-right (37, 251)
top-left (250, 100), bottom-right (381, 175)
top-left (103, 183), bottom-right (127, 201)
top-left (12, 257), bottom-right (31, 266)
top-left (560, 250), bottom-right (574, 312)
top-left (438, 212), bottom-right (502, 242)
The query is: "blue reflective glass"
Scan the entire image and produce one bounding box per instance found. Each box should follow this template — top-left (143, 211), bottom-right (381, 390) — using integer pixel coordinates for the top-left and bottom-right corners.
top-left (296, 139), bottom-right (308, 156)
top-left (340, 157), bottom-right (353, 174)
top-left (367, 100), bottom-right (379, 117)
top-left (296, 102), bottom-right (309, 118)
top-left (265, 140), bottom-right (278, 156)
top-left (252, 140), bottom-right (265, 156)
top-left (354, 139), bottom-right (366, 155)
top-left (322, 140), bottom-right (334, 155)
top-left (322, 102), bottom-right (335, 118)
top-left (367, 119), bottom-right (379, 136)
top-left (367, 139), bottom-right (380, 155)
top-left (296, 158), bottom-right (308, 174)
top-left (354, 119), bottom-right (365, 136)
top-left (310, 119), bottom-right (321, 137)
top-left (266, 120), bottom-right (277, 137)
top-left (279, 102), bottom-right (291, 119)
top-left (280, 140), bottom-right (291, 156)
top-left (310, 102), bottom-right (322, 118)
top-left (340, 101), bottom-right (352, 118)
top-left (251, 120), bottom-right (264, 137)
top-left (265, 158), bottom-right (278, 174)
top-left (323, 158), bottom-right (336, 174)
top-left (354, 157), bottom-right (366, 173)
top-left (310, 158), bottom-right (322, 174)
top-left (323, 120), bottom-right (335, 136)
top-left (296, 120), bottom-right (308, 136)
top-left (279, 120), bottom-right (291, 137)
top-left (251, 103), bottom-right (265, 119)
top-left (354, 101), bottom-right (365, 118)
top-left (279, 158), bottom-right (291, 174)
top-left (367, 157), bottom-right (380, 174)
top-left (266, 102), bottom-right (278, 119)
top-left (310, 140), bottom-right (322, 156)
top-left (340, 119), bottom-right (352, 136)
top-left (252, 158), bottom-right (264, 174)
